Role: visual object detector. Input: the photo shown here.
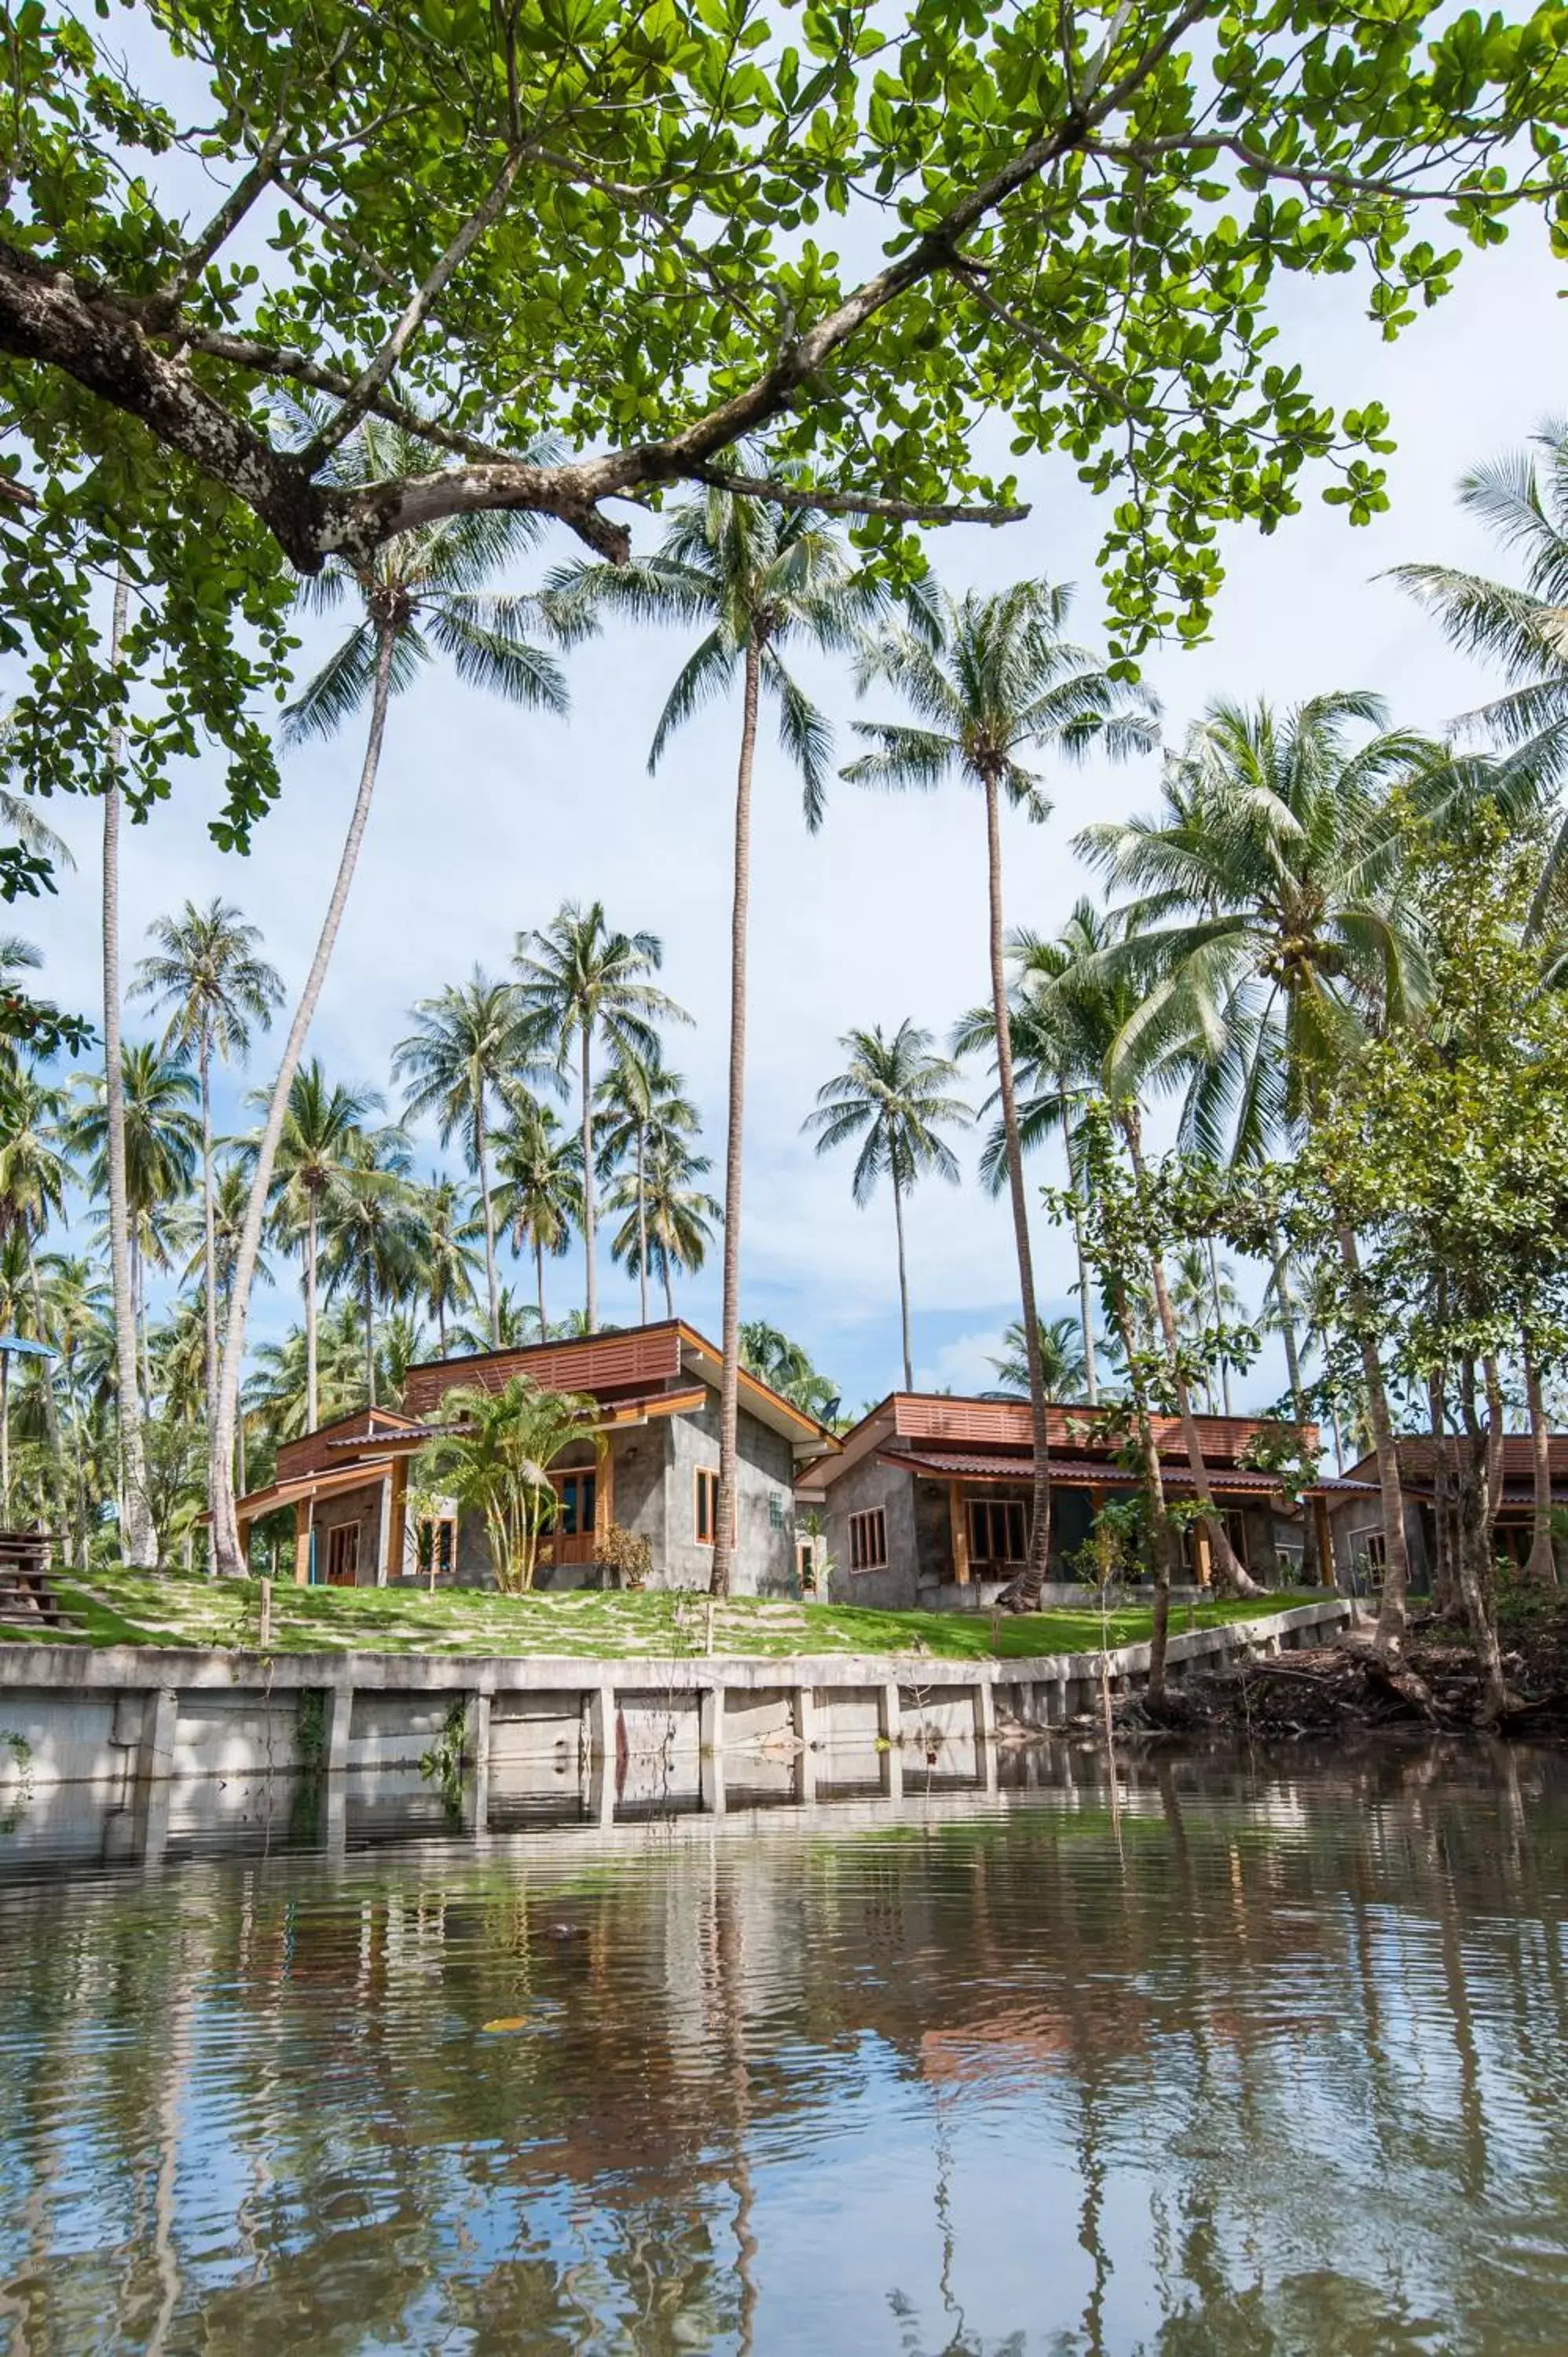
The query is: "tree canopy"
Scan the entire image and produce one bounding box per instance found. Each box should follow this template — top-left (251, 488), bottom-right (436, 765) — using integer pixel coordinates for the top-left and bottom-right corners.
top-left (5, 0), bottom-right (1568, 839)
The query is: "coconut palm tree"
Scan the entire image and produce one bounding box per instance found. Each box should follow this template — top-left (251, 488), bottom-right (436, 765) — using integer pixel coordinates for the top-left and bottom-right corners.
top-left (986, 1316), bottom-right (1089, 1404)
top-left (1392, 420), bottom-right (1568, 930)
top-left (548, 481), bottom-right (884, 1594)
top-left (610, 1137), bottom-right (721, 1321)
top-left (96, 570), bottom-right (155, 1565)
top-left (845, 580), bottom-right (1156, 1588)
top-left (804, 1021), bottom-right (971, 1391)
top-left (392, 973), bottom-right (547, 1349)
top-left (320, 1131), bottom-right (425, 1406)
top-left (413, 1376), bottom-right (600, 1593)
top-left (255, 1062), bottom-right (379, 1432)
top-left (739, 1320), bottom-right (841, 1424)
top-left (208, 414), bottom-right (570, 1577)
top-left (1170, 1244), bottom-right (1244, 1416)
top-left (37, 1251), bottom-right (108, 1560)
top-left (961, 899), bottom-right (1264, 1594)
top-left (414, 1176), bottom-right (482, 1357)
top-left (0, 704), bottom-right (75, 884)
top-left (1075, 693), bottom-right (1438, 1637)
top-left (130, 900), bottom-right (283, 1439)
top-left (70, 1043), bottom-right (200, 1439)
top-left (595, 1052), bottom-right (702, 1326)
top-left (246, 1306), bottom-right (368, 1446)
top-left (492, 1094), bottom-right (581, 1340)
top-left (0, 1064), bottom-right (75, 1530)
top-left (451, 1285), bottom-right (544, 1353)
top-left (953, 903), bottom-right (1125, 1410)
top-left (513, 903), bottom-right (687, 1334)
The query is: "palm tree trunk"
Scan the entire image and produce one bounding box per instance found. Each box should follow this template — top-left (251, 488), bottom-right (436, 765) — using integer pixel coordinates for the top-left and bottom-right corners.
top-left (475, 1097), bottom-right (500, 1347)
top-left (636, 1124), bottom-right (649, 1328)
top-left (101, 569), bottom-right (156, 1569)
top-left (1457, 1351), bottom-right (1510, 1721)
top-left (662, 1249), bottom-right (675, 1321)
top-left (1334, 1217), bottom-right (1414, 1650)
top-left (712, 639), bottom-right (761, 1600)
top-left (1060, 1083), bottom-right (1097, 1407)
top-left (24, 1246), bottom-right (68, 1544)
top-left (303, 1209), bottom-right (319, 1433)
top-left (67, 1378), bottom-right (89, 1570)
top-left (210, 615), bottom-right (398, 1578)
top-left (134, 1237), bottom-right (152, 1415)
top-left (199, 1015), bottom-right (218, 1442)
top-left (580, 1022), bottom-right (596, 1333)
top-left (535, 1237), bottom-right (548, 1340)
top-left (1427, 1369), bottom-right (1459, 1616)
top-left (1109, 1278), bottom-right (1174, 1699)
top-left (1207, 1238), bottom-right (1233, 1418)
top-left (1268, 1224), bottom-right (1320, 1586)
top-left (983, 768), bottom-right (1052, 1585)
top-left (2, 1350), bottom-right (11, 1524)
top-left (892, 1166), bottom-right (914, 1392)
top-left (364, 1261), bottom-right (376, 1406)
top-left (1122, 1107), bottom-right (1259, 1597)
top-left (1524, 1336), bottom-right (1558, 1587)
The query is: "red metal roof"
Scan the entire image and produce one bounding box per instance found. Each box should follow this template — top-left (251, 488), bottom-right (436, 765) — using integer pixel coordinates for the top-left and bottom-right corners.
top-left (885, 1448), bottom-right (1376, 1497)
top-left (888, 1449), bottom-right (1280, 1493)
top-left (876, 1395), bottom-right (1315, 1468)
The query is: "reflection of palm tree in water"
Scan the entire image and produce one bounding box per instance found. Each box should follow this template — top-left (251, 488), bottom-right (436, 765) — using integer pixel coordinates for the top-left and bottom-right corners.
top-left (714, 1857), bottom-right (758, 2356)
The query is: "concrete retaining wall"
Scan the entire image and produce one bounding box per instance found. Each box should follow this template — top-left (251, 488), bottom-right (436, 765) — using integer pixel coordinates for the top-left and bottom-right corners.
top-left (0, 1598), bottom-right (1350, 1788)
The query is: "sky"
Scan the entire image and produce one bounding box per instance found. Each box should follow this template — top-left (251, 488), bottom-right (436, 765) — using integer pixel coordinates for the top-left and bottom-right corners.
top-left (12, 211), bottom-right (1568, 1420)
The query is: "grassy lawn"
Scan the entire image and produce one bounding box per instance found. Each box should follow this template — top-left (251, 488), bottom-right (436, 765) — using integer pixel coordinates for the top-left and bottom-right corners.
top-left (41, 1568), bottom-right (1323, 1662)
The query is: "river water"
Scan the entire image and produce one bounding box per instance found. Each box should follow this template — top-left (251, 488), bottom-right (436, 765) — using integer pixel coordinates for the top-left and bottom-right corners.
top-left (1, 1742), bottom-right (1565, 2354)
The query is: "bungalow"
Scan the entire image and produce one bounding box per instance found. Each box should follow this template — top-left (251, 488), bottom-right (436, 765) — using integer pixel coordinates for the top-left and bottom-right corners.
top-left (233, 1321), bottom-right (838, 1596)
top-left (1325, 1436), bottom-right (1568, 1593)
top-left (800, 1391), bottom-right (1342, 1608)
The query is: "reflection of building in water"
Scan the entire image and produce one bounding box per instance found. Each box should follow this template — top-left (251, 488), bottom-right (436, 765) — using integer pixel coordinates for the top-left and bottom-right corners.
top-left (3, 1750), bottom-right (1566, 2354)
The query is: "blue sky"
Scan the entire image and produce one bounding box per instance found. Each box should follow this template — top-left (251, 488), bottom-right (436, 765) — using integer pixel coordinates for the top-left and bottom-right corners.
top-left (12, 219), bottom-right (1568, 1417)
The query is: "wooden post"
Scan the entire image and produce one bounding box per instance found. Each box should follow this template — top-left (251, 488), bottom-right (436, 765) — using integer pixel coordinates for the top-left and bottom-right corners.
top-left (293, 1500), bottom-right (310, 1586)
top-left (950, 1483), bottom-right (972, 1586)
top-left (388, 1457), bottom-right (409, 1581)
top-left (376, 1473), bottom-right (393, 1586)
top-left (1313, 1494), bottom-right (1335, 1590)
top-left (237, 1516), bottom-right (252, 1574)
top-left (599, 1445), bottom-right (614, 1538)
top-left (1193, 1523), bottom-right (1212, 1589)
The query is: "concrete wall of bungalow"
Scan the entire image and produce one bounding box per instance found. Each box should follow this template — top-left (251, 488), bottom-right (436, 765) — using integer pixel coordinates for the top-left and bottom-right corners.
top-left (240, 1323), bottom-right (829, 1600)
top-left (302, 1402), bottom-right (800, 1598)
top-left (808, 1393), bottom-right (1322, 1612)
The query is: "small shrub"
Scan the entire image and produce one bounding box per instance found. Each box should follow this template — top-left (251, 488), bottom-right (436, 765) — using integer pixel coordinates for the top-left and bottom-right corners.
top-left (597, 1523), bottom-right (652, 1591)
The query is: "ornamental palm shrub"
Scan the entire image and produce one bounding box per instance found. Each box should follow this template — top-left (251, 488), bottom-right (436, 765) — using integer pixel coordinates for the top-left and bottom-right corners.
top-left (414, 1376), bottom-right (601, 1595)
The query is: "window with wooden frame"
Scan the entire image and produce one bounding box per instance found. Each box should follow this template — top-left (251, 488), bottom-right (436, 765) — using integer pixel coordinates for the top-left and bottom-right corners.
top-left (967, 1497), bottom-right (1027, 1565)
top-left (416, 1516), bottom-right (456, 1581)
top-left (326, 1522), bottom-right (360, 1586)
top-left (848, 1507), bottom-right (888, 1572)
top-left (695, 1467), bottom-right (722, 1545)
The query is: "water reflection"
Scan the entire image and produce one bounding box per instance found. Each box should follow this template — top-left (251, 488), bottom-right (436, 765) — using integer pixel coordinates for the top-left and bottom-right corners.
top-left (1, 1744), bottom-right (1566, 2353)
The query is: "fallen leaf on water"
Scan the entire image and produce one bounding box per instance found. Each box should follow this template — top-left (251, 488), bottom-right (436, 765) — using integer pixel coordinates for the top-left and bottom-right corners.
top-left (481, 2015), bottom-right (529, 2034)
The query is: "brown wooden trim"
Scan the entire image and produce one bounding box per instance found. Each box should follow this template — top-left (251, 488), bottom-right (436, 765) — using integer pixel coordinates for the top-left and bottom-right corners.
top-left (948, 1481), bottom-right (971, 1585)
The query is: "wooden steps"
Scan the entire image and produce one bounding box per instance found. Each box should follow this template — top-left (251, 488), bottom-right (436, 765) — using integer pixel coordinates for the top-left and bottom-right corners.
top-left (0, 1531), bottom-right (85, 1636)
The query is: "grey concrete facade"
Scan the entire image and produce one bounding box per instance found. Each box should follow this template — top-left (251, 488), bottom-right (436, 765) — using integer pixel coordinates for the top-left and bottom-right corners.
top-left (823, 1452), bottom-right (1310, 1612)
top-left (387, 1396), bottom-right (800, 1598)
